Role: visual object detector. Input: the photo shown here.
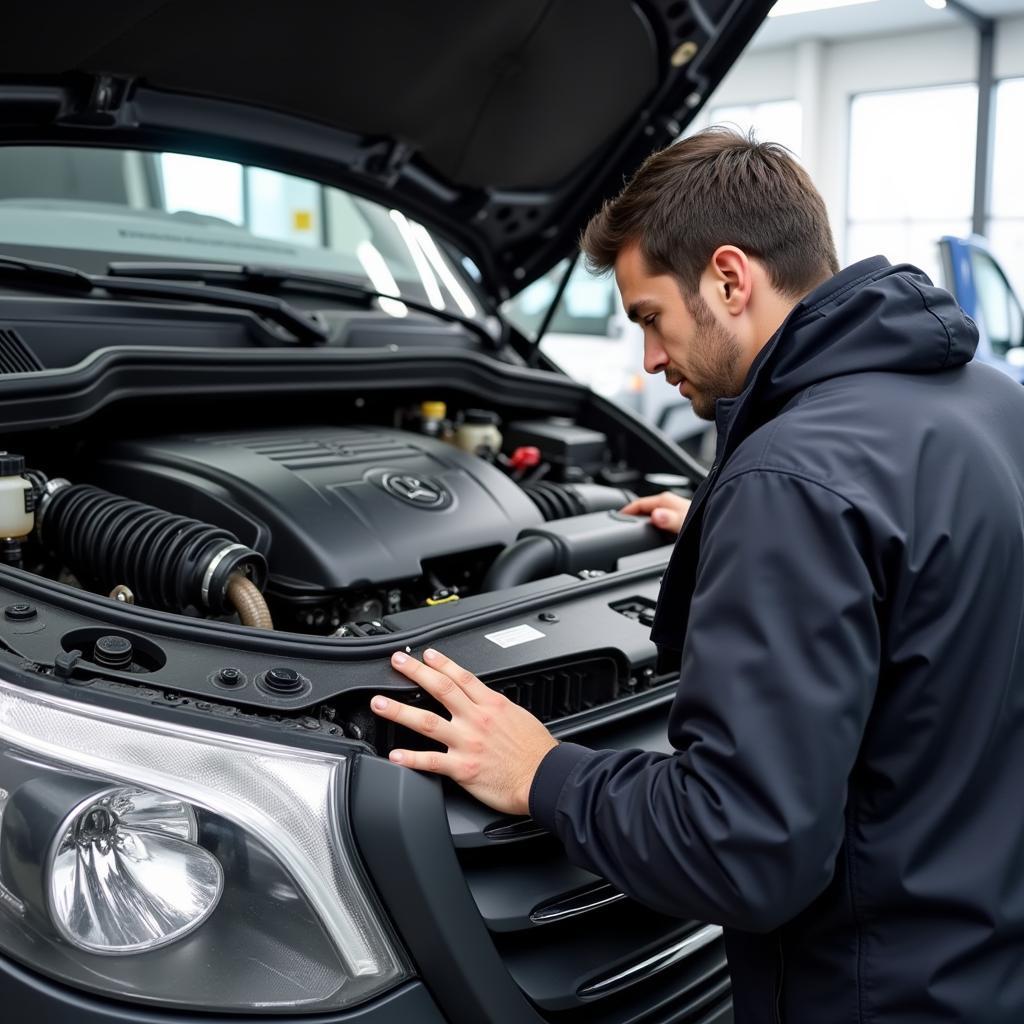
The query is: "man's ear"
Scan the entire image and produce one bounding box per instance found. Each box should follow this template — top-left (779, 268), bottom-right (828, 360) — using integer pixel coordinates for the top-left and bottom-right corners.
top-left (708, 246), bottom-right (753, 316)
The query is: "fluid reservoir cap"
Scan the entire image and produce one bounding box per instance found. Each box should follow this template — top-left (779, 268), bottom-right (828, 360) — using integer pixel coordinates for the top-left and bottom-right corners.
top-left (462, 408), bottom-right (500, 425)
top-left (420, 401), bottom-right (447, 420)
top-left (0, 452), bottom-right (25, 476)
top-left (644, 473), bottom-right (692, 490)
top-left (4, 602), bottom-right (36, 621)
top-left (94, 634), bottom-right (133, 669)
top-left (261, 666), bottom-right (306, 695)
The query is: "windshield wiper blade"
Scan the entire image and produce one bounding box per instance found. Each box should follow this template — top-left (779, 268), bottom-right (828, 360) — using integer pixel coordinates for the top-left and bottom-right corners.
top-left (0, 255), bottom-right (329, 345)
top-left (107, 261), bottom-right (500, 349)
top-left (0, 254), bottom-right (94, 290)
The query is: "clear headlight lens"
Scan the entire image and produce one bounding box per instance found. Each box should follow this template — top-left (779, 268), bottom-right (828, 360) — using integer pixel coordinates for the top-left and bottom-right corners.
top-left (0, 678), bottom-right (409, 1012)
top-left (49, 787), bottom-right (223, 954)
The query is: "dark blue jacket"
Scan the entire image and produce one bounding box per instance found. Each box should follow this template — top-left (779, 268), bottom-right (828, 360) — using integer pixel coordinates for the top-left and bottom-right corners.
top-left (530, 257), bottom-right (1024, 1023)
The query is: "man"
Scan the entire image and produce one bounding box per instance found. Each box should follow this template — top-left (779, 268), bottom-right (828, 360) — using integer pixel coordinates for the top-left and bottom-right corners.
top-left (371, 128), bottom-right (1024, 1021)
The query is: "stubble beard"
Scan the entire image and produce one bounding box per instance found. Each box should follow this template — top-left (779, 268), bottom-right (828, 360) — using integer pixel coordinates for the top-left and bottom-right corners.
top-left (674, 293), bottom-right (745, 421)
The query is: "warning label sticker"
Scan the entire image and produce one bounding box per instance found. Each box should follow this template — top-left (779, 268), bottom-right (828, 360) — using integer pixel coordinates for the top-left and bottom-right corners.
top-left (484, 624), bottom-right (546, 649)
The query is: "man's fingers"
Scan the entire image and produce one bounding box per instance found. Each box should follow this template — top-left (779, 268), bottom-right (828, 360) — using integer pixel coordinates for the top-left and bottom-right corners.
top-left (390, 651), bottom-right (473, 712)
top-left (651, 506), bottom-right (687, 533)
top-left (421, 648), bottom-right (494, 703)
top-left (620, 495), bottom-right (665, 515)
top-left (370, 694), bottom-right (456, 745)
top-left (387, 747), bottom-right (456, 777)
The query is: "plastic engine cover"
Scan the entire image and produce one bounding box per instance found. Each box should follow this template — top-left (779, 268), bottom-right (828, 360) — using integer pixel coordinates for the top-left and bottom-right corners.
top-left (84, 427), bottom-right (544, 595)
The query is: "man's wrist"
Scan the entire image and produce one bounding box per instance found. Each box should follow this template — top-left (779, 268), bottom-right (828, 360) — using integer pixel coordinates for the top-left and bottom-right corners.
top-left (528, 742), bottom-right (594, 830)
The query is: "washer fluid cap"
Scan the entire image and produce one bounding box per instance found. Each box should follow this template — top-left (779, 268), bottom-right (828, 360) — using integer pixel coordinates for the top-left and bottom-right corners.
top-left (420, 401), bottom-right (447, 420)
top-left (0, 452), bottom-right (25, 476)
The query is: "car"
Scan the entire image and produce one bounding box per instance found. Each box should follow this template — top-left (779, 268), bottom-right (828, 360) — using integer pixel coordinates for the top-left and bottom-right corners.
top-left (0, 4), bottom-right (771, 1023)
top-left (939, 234), bottom-right (1024, 379)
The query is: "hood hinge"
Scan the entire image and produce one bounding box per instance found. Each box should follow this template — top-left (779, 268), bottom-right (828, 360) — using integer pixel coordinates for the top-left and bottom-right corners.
top-left (59, 74), bottom-right (138, 128)
top-left (359, 138), bottom-right (416, 187)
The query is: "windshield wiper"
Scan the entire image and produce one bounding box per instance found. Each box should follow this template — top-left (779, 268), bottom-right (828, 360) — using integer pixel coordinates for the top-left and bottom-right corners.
top-left (106, 261), bottom-right (500, 349)
top-left (0, 255), bottom-right (329, 345)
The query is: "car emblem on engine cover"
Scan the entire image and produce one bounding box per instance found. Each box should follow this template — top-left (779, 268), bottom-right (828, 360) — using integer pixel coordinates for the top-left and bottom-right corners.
top-left (376, 471), bottom-right (452, 509)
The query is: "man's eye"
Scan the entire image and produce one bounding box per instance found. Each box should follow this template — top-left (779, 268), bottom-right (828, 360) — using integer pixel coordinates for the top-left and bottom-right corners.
top-left (643, 314), bottom-right (658, 327)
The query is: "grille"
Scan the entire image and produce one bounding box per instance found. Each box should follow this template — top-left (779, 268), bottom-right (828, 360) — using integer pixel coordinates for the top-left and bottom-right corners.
top-left (492, 659), bottom-right (616, 722)
top-left (449, 690), bottom-right (733, 1023)
top-left (0, 328), bottom-right (44, 374)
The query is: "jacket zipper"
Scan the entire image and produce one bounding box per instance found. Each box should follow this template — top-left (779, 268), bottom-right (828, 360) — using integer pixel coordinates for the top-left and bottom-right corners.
top-left (774, 939), bottom-right (786, 1024)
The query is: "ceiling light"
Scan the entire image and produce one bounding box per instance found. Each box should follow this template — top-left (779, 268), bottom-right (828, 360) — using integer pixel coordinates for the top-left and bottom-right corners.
top-left (923, 0), bottom-right (947, 8)
top-left (769, 0), bottom-right (879, 16)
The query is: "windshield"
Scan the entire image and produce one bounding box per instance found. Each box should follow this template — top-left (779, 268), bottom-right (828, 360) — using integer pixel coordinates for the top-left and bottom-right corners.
top-left (0, 146), bottom-right (480, 320)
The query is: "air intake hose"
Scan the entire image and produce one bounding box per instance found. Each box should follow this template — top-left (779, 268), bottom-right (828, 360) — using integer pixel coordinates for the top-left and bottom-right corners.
top-left (39, 483), bottom-right (268, 617)
top-left (482, 510), bottom-right (667, 592)
top-left (520, 481), bottom-right (636, 521)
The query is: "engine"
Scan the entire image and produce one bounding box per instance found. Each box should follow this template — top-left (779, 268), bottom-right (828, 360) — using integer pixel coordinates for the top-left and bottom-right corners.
top-left (11, 416), bottom-right (664, 635)
top-left (84, 426), bottom-right (546, 630)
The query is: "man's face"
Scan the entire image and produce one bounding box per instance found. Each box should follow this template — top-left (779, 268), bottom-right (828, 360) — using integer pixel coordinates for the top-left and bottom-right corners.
top-left (614, 243), bottom-right (745, 420)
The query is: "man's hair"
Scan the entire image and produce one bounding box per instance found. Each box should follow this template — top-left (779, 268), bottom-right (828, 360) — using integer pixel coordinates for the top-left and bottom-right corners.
top-left (581, 127), bottom-right (839, 298)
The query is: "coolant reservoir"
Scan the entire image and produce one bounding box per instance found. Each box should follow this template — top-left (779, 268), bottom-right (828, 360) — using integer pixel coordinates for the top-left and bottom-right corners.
top-left (454, 409), bottom-right (502, 456)
top-left (0, 453), bottom-right (33, 538)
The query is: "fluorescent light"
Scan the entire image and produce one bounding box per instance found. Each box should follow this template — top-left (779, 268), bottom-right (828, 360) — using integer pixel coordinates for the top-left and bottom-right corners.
top-left (923, 0), bottom-right (947, 8)
top-left (769, 0), bottom-right (879, 16)
top-left (389, 209), bottom-right (445, 310)
top-left (410, 222), bottom-right (479, 319)
top-left (355, 241), bottom-right (408, 318)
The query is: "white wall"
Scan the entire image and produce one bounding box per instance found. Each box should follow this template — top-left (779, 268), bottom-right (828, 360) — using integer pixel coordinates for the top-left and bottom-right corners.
top-left (701, 14), bottom-right (1024, 263)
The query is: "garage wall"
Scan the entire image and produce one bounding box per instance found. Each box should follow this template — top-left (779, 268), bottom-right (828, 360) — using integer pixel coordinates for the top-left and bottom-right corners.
top-left (699, 14), bottom-right (1024, 263)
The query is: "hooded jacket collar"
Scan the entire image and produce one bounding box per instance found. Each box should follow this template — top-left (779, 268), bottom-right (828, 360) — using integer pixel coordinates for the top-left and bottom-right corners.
top-left (710, 256), bottom-right (978, 468)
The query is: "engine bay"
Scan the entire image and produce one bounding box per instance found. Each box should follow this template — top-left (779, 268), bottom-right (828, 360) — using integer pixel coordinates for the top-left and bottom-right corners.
top-left (4, 400), bottom-right (679, 639)
top-left (0, 353), bottom-right (699, 751)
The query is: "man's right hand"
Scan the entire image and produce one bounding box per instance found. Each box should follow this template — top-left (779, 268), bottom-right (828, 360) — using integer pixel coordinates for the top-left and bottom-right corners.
top-left (620, 491), bottom-right (692, 534)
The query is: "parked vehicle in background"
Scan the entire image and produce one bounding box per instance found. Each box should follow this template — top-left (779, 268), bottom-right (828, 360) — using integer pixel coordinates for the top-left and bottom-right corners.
top-left (940, 234), bottom-right (1024, 379)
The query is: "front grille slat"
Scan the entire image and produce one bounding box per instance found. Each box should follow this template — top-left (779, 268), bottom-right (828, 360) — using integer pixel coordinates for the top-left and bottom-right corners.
top-left (497, 909), bottom-right (724, 1013)
top-left (462, 849), bottom-right (609, 932)
top-left (0, 328), bottom-right (44, 373)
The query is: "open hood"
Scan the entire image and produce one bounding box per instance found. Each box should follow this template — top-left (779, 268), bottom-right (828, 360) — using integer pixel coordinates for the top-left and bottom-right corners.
top-left (0, 1), bottom-right (771, 300)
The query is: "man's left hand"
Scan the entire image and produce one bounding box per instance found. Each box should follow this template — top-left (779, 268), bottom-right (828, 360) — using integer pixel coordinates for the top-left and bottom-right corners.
top-left (370, 648), bottom-right (558, 815)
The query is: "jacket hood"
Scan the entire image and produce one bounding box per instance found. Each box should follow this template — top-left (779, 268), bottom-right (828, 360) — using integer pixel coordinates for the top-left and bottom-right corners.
top-left (716, 257), bottom-right (979, 454)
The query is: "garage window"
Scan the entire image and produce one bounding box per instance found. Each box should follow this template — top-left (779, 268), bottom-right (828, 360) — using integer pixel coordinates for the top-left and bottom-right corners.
top-left (846, 84), bottom-right (978, 283)
top-left (988, 78), bottom-right (1024, 299)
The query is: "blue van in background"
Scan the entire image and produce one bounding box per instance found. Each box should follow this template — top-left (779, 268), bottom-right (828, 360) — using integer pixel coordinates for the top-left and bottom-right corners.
top-left (940, 235), bottom-right (1024, 380)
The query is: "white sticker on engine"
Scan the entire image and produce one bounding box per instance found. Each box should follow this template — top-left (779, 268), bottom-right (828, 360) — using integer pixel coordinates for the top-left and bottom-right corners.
top-left (485, 624), bottom-right (546, 649)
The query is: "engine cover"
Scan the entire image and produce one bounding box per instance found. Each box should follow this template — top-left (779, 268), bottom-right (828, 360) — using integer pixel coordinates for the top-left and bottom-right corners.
top-left (85, 427), bottom-right (544, 594)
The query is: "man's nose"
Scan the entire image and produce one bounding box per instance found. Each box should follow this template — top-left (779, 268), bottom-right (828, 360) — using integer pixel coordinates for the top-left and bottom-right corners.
top-left (642, 337), bottom-right (668, 375)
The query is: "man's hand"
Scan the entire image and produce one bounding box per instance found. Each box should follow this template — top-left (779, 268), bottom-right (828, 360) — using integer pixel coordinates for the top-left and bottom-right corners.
top-left (620, 490), bottom-right (692, 533)
top-left (370, 649), bottom-right (558, 815)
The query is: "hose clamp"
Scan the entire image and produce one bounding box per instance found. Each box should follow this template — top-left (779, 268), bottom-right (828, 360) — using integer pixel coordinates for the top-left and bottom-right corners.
top-left (201, 543), bottom-right (249, 608)
top-left (35, 478), bottom-right (71, 547)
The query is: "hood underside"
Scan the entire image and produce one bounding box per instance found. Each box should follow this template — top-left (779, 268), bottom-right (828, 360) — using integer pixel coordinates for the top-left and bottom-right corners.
top-left (0, 0), bottom-right (771, 298)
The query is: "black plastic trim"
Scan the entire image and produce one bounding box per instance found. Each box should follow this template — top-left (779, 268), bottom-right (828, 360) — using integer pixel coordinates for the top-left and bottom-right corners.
top-left (0, 953), bottom-right (445, 1024)
top-left (351, 754), bottom-right (545, 1024)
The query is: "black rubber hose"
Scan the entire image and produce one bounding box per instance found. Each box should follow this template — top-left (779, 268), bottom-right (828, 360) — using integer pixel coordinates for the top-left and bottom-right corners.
top-left (481, 535), bottom-right (559, 592)
top-left (521, 481), bottom-right (635, 521)
top-left (40, 484), bottom-right (266, 615)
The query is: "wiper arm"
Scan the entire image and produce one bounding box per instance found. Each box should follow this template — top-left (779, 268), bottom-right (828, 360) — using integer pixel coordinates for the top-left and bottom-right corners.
top-left (0, 255), bottom-right (329, 345)
top-left (107, 261), bottom-right (500, 349)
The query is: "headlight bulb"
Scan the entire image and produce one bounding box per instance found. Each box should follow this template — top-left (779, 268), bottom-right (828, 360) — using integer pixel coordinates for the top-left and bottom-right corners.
top-left (48, 787), bottom-right (223, 955)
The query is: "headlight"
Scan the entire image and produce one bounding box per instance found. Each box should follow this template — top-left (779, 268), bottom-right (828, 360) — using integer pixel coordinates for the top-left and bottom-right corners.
top-left (0, 678), bottom-right (409, 1012)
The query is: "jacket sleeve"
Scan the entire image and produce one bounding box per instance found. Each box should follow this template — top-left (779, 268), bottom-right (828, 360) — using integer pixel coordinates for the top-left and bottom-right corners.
top-left (528, 469), bottom-right (881, 932)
